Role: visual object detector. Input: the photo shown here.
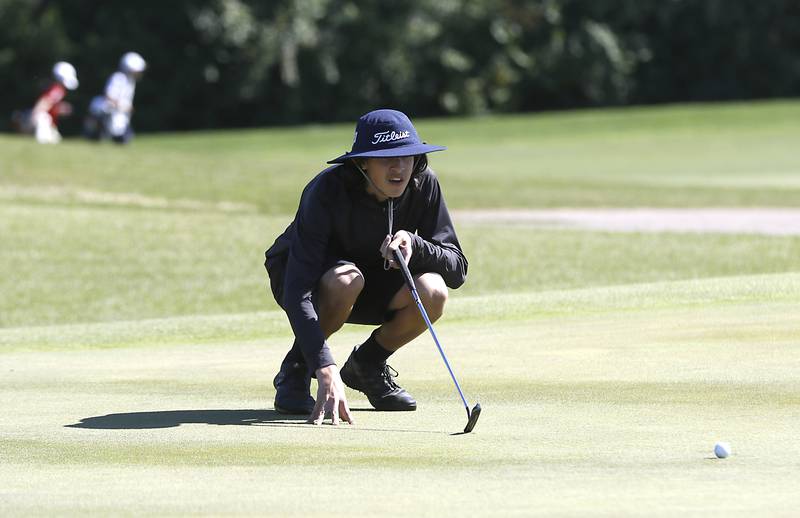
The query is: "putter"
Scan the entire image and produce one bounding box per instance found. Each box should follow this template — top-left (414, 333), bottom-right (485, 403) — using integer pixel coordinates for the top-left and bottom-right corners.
top-left (394, 248), bottom-right (481, 433)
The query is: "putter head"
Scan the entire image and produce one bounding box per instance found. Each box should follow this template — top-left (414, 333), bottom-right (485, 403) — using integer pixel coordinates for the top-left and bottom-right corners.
top-left (463, 403), bottom-right (481, 433)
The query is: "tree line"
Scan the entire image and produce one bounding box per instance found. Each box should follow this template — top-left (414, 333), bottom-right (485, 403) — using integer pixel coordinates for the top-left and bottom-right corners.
top-left (2, 0), bottom-right (799, 133)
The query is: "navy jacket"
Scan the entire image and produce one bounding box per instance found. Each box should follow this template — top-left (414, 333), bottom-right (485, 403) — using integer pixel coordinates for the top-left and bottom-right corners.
top-left (265, 164), bottom-right (468, 371)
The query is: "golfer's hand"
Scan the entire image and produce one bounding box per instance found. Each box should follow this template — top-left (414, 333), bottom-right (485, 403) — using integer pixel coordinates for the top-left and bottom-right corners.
top-left (381, 230), bottom-right (413, 269)
top-left (310, 365), bottom-right (354, 426)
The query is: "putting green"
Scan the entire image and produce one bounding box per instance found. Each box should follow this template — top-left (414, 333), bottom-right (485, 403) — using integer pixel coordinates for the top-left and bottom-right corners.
top-left (2, 274), bottom-right (798, 516)
top-left (2, 101), bottom-right (799, 515)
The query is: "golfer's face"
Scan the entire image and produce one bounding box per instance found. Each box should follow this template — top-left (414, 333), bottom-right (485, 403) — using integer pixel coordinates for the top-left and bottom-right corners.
top-left (363, 156), bottom-right (414, 200)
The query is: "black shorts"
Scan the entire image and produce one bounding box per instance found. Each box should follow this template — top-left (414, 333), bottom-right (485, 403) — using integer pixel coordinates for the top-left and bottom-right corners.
top-left (265, 255), bottom-right (406, 325)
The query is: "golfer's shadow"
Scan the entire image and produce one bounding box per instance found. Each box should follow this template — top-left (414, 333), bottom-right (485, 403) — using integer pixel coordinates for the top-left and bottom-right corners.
top-left (66, 409), bottom-right (307, 430)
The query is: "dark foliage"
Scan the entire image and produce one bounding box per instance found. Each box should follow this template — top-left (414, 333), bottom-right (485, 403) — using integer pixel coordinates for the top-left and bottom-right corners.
top-left (2, 0), bottom-right (798, 132)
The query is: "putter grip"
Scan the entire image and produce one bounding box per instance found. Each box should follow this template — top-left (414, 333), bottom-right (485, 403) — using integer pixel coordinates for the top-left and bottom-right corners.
top-left (393, 248), bottom-right (417, 292)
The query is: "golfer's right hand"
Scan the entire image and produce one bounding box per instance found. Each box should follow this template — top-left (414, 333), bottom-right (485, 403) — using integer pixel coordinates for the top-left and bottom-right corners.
top-left (310, 365), bottom-right (354, 426)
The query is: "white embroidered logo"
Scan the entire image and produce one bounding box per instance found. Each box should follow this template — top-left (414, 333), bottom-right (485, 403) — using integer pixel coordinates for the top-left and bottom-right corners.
top-left (353, 131), bottom-right (358, 144)
top-left (371, 130), bottom-right (410, 145)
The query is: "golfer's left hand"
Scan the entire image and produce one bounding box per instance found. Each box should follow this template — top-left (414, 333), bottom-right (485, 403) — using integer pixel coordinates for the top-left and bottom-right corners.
top-left (381, 230), bottom-right (413, 269)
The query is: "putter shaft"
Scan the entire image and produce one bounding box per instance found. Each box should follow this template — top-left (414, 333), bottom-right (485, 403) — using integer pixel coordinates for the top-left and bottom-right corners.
top-left (394, 249), bottom-right (474, 414)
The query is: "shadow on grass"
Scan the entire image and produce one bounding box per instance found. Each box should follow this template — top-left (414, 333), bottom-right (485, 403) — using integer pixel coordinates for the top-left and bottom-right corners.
top-left (65, 409), bottom-right (450, 434)
top-left (65, 409), bottom-right (307, 429)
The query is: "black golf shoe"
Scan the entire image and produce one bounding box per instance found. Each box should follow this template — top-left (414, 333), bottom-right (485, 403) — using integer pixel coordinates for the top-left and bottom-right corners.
top-left (340, 348), bottom-right (417, 411)
top-left (273, 361), bottom-right (315, 415)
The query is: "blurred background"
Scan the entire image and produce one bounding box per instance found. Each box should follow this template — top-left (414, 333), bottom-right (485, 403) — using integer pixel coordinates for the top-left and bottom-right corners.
top-left (3, 0), bottom-right (800, 134)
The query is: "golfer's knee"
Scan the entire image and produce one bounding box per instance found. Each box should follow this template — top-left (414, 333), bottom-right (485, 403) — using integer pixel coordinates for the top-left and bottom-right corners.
top-left (320, 264), bottom-right (364, 304)
top-left (418, 273), bottom-right (448, 321)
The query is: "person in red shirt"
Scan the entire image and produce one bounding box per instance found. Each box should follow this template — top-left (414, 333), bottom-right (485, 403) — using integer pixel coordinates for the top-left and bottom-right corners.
top-left (14, 62), bottom-right (79, 143)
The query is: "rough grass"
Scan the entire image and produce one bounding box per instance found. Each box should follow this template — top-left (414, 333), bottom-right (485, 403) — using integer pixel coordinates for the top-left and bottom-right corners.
top-left (2, 202), bottom-right (800, 327)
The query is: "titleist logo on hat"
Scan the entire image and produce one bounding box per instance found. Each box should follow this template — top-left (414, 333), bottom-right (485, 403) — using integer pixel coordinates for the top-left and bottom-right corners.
top-left (326, 109), bottom-right (446, 163)
top-left (372, 130), bottom-right (410, 145)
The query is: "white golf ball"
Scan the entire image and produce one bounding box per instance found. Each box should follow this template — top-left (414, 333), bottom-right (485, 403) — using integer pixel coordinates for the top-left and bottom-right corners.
top-left (714, 442), bottom-right (731, 459)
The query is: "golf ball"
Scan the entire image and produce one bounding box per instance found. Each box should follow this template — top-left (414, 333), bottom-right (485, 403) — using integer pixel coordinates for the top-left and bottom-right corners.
top-left (714, 442), bottom-right (731, 459)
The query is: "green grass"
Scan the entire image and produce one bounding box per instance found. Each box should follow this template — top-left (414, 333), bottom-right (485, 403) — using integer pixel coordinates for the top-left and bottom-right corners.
top-left (1, 100), bottom-right (800, 515)
top-left (2, 99), bottom-right (800, 212)
top-left (2, 202), bottom-right (800, 327)
top-left (1, 275), bottom-right (799, 515)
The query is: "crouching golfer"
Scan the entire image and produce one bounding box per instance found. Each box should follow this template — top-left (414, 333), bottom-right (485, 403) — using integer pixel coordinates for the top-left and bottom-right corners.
top-left (265, 109), bottom-right (468, 425)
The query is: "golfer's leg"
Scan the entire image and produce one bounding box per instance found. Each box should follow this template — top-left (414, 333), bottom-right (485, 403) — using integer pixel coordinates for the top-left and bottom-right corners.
top-left (377, 272), bottom-right (448, 351)
top-left (317, 264), bottom-right (364, 338)
top-left (339, 272), bottom-right (442, 411)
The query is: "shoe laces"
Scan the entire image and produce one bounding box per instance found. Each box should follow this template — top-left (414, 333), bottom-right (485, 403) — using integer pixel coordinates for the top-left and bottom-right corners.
top-left (380, 364), bottom-right (400, 389)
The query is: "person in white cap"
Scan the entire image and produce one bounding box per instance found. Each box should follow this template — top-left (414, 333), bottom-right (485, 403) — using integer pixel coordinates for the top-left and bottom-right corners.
top-left (12, 61), bottom-right (79, 144)
top-left (84, 52), bottom-right (146, 143)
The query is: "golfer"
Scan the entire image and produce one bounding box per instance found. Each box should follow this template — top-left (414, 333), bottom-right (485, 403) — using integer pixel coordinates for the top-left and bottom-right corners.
top-left (14, 61), bottom-right (78, 144)
top-left (265, 109), bottom-right (468, 425)
top-left (84, 52), bottom-right (146, 143)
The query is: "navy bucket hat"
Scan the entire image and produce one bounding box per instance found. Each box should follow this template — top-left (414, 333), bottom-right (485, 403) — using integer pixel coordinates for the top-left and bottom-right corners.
top-left (328, 109), bottom-right (446, 164)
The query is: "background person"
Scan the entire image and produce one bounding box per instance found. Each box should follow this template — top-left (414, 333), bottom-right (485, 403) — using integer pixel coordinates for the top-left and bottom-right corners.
top-left (84, 52), bottom-right (146, 144)
top-left (12, 62), bottom-right (78, 144)
top-left (264, 109), bottom-right (468, 425)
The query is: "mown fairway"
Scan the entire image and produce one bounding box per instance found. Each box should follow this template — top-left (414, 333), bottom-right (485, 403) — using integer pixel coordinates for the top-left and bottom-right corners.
top-left (1, 101), bottom-right (799, 516)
